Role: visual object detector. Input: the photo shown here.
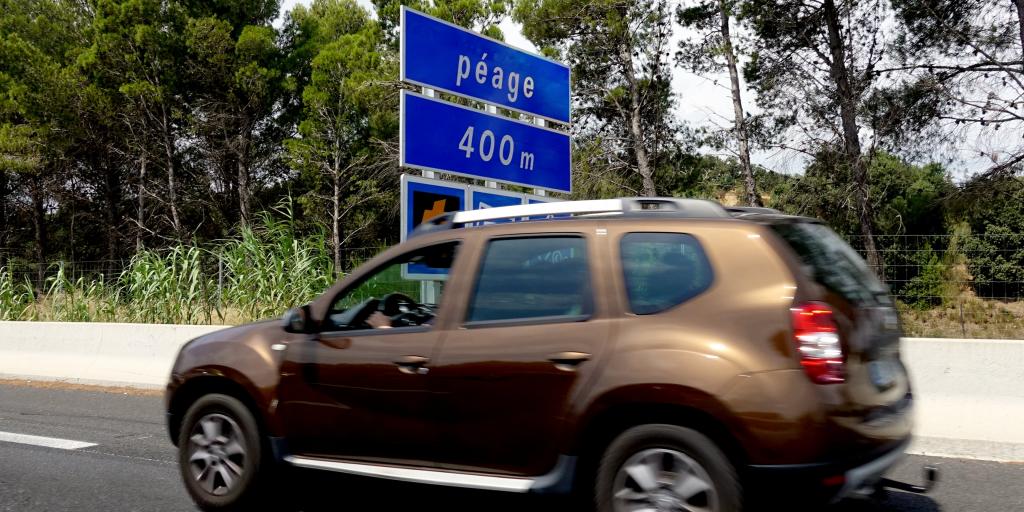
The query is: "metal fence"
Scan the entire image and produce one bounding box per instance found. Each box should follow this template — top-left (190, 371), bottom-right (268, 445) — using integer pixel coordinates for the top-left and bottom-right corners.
top-left (2, 235), bottom-right (1022, 305)
top-left (849, 234), bottom-right (1023, 305)
top-left (0, 247), bottom-right (385, 292)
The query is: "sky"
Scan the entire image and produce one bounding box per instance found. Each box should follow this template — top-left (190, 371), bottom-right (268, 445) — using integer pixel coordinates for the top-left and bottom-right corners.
top-left (276, 0), bottom-right (995, 180)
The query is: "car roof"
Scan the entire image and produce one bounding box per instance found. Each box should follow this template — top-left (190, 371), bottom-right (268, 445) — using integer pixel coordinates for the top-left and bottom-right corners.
top-left (410, 197), bottom-right (816, 240)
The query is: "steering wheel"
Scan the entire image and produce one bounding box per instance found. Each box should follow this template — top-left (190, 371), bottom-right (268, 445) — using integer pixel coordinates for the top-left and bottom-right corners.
top-left (336, 298), bottom-right (380, 329)
top-left (380, 292), bottom-right (420, 316)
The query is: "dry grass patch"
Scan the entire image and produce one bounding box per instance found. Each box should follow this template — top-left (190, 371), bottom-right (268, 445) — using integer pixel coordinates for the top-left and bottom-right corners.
top-left (900, 299), bottom-right (1024, 339)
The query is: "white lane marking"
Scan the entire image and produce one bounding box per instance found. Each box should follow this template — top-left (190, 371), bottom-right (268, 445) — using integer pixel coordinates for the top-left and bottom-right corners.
top-left (0, 430), bottom-right (97, 450)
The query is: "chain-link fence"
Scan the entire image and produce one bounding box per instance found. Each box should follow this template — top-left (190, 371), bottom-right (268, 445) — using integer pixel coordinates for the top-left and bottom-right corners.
top-left (849, 234), bottom-right (1024, 306)
top-left (3, 234), bottom-right (1023, 304)
top-left (3, 236), bottom-right (1023, 305)
top-left (0, 247), bottom-right (385, 293)
top-left (0, 259), bottom-right (126, 287)
top-left (1, 235), bottom-right (1021, 336)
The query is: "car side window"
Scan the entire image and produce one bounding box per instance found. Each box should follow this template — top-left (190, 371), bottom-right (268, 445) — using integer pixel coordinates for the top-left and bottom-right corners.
top-left (620, 232), bottom-right (713, 315)
top-left (324, 242), bottom-right (459, 332)
top-left (466, 236), bottom-right (592, 323)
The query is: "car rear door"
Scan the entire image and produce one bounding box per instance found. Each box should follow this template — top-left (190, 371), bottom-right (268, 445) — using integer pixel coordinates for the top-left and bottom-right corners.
top-left (428, 230), bottom-right (613, 477)
top-left (768, 221), bottom-right (912, 432)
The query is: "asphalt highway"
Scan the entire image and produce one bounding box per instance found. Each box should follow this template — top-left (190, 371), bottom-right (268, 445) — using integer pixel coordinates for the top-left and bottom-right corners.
top-left (1, 383), bottom-right (1021, 512)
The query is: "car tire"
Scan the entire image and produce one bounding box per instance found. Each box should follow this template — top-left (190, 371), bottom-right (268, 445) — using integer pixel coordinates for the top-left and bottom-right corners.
top-left (177, 393), bottom-right (277, 511)
top-left (595, 424), bottom-right (741, 512)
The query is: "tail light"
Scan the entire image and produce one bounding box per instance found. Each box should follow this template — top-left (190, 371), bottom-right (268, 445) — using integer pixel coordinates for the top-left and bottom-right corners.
top-left (790, 302), bottom-right (845, 384)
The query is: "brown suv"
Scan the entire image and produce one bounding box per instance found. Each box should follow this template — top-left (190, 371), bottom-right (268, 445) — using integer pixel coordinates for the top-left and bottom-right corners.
top-left (166, 198), bottom-right (915, 512)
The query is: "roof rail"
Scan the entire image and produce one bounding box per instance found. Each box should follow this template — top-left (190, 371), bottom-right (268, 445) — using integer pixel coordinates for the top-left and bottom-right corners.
top-left (412, 197), bottom-right (729, 238)
top-left (725, 206), bottom-right (781, 216)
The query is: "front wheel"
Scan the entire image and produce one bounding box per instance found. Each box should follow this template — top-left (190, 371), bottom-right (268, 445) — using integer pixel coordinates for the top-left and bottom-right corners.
top-left (595, 424), bottom-right (741, 512)
top-left (178, 393), bottom-right (274, 511)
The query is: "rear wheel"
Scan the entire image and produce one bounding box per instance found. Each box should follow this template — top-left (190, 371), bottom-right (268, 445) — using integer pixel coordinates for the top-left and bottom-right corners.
top-left (596, 424), bottom-right (741, 512)
top-left (178, 394), bottom-right (275, 511)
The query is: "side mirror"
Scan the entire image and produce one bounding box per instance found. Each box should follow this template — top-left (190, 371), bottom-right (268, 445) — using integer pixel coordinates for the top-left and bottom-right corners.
top-left (282, 304), bottom-right (313, 334)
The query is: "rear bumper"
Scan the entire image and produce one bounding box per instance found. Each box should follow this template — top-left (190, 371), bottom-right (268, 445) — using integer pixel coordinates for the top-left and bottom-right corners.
top-left (832, 436), bottom-right (909, 501)
top-left (747, 436), bottom-right (910, 503)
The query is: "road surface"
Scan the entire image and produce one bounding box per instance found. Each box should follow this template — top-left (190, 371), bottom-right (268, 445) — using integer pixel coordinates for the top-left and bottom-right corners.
top-left (1, 383), bottom-right (1021, 511)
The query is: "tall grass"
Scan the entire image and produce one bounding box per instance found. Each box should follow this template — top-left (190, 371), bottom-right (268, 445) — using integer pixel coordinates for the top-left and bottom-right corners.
top-left (0, 204), bottom-right (351, 325)
top-left (122, 246), bottom-right (213, 324)
top-left (0, 266), bottom-right (34, 320)
top-left (219, 206), bottom-right (335, 322)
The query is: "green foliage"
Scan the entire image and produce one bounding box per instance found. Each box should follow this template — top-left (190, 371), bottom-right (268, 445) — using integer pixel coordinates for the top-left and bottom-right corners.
top-left (0, 205), bottom-right (342, 324)
top-left (373, 0), bottom-right (509, 45)
top-left (516, 0), bottom-right (677, 196)
top-left (0, 0), bottom-right (1022, 332)
top-left (123, 246), bottom-right (211, 324)
top-left (0, 266), bottom-right (32, 320)
top-left (218, 202), bottom-right (336, 321)
top-left (955, 177), bottom-right (1024, 299)
top-left (901, 249), bottom-right (950, 309)
top-left (775, 151), bottom-right (952, 238)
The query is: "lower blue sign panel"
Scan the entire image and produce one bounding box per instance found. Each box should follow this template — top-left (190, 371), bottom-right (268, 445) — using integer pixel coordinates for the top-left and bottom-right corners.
top-left (470, 187), bottom-right (523, 224)
top-left (400, 175), bottom-right (466, 278)
top-left (401, 91), bottom-right (571, 193)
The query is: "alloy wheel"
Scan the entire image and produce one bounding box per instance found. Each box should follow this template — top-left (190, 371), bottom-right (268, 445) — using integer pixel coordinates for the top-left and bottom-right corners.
top-left (186, 413), bottom-right (247, 496)
top-left (612, 448), bottom-right (719, 512)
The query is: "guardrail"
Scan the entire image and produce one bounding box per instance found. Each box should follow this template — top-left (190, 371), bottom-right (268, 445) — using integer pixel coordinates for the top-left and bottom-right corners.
top-left (0, 322), bottom-right (1021, 461)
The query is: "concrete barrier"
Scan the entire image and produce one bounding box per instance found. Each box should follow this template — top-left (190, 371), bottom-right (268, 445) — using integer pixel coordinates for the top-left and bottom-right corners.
top-left (0, 323), bottom-right (1022, 460)
top-left (0, 321), bottom-right (228, 388)
top-left (902, 337), bottom-right (1024, 462)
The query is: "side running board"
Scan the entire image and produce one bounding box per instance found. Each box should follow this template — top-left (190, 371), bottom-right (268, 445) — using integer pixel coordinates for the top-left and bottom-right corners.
top-left (284, 454), bottom-right (576, 494)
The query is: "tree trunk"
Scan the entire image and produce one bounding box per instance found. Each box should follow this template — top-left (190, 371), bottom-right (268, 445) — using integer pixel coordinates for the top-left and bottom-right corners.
top-left (162, 107), bottom-right (182, 240)
top-left (30, 175), bottom-right (47, 290)
top-left (236, 148), bottom-right (250, 228)
top-left (137, 154), bottom-right (146, 251)
top-left (103, 162), bottom-right (122, 260)
top-left (332, 157), bottom-right (342, 278)
top-left (236, 135), bottom-right (251, 227)
top-left (823, 0), bottom-right (881, 274)
top-left (0, 171), bottom-right (8, 249)
top-left (618, 43), bottom-right (656, 197)
top-left (1014, 0), bottom-right (1024, 65)
top-left (719, 0), bottom-right (761, 207)
top-left (219, 154), bottom-right (237, 227)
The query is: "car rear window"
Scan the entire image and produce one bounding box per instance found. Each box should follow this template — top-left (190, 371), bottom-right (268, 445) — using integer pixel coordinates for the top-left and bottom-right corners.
top-left (620, 232), bottom-right (713, 315)
top-left (466, 236), bottom-right (592, 323)
top-left (769, 222), bottom-right (887, 305)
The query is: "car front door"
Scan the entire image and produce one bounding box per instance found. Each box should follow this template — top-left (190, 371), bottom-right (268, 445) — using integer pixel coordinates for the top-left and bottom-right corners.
top-left (429, 232), bottom-right (613, 476)
top-left (277, 241), bottom-right (462, 464)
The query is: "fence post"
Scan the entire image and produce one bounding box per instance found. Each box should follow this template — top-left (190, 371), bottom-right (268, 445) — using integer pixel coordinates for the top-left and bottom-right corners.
top-left (218, 257), bottom-right (224, 312)
top-left (958, 298), bottom-right (966, 338)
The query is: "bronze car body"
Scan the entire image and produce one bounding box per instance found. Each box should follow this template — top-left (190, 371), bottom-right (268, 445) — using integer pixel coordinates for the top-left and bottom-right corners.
top-left (167, 198), bottom-right (913, 511)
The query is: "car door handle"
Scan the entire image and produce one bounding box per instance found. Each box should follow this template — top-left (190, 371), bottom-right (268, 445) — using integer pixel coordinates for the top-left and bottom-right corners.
top-left (394, 355), bottom-right (430, 375)
top-left (548, 352), bottom-right (591, 371)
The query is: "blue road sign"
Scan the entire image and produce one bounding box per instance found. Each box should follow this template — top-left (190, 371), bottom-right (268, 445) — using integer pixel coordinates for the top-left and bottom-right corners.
top-left (471, 188), bottom-right (523, 210)
top-left (400, 174), bottom-right (467, 278)
top-left (401, 91), bottom-right (572, 193)
top-left (469, 187), bottom-right (523, 224)
top-left (401, 6), bottom-right (570, 124)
